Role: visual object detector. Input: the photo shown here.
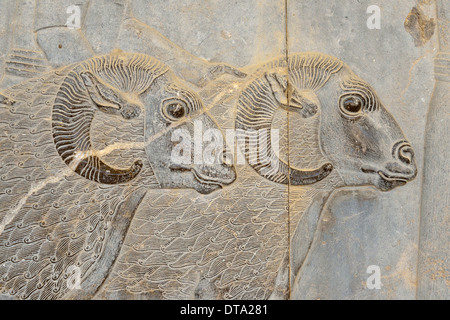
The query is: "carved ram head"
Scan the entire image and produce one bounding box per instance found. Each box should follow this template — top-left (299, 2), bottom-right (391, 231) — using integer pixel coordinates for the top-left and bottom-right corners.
top-left (52, 52), bottom-right (236, 193)
top-left (236, 53), bottom-right (417, 191)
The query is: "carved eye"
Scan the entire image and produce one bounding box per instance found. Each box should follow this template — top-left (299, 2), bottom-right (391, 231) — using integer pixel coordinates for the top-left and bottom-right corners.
top-left (162, 99), bottom-right (189, 121)
top-left (167, 103), bottom-right (185, 118)
top-left (340, 94), bottom-right (364, 117)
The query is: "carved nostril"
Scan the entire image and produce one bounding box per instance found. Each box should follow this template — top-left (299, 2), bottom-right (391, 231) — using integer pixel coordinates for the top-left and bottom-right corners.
top-left (398, 145), bottom-right (414, 165)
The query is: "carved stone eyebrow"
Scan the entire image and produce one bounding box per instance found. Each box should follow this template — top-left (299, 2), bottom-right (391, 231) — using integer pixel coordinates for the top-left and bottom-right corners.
top-left (340, 76), bottom-right (380, 112)
top-left (165, 82), bottom-right (202, 113)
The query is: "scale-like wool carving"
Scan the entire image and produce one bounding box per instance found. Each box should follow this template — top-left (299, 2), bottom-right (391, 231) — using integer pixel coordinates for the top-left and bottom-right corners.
top-left (235, 53), bottom-right (342, 185)
top-left (100, 53), bottom-right (417, 300)
top-left (52, 54), bottom-right (168, 184)
top-left (0, 58), bottom-right (161, 300)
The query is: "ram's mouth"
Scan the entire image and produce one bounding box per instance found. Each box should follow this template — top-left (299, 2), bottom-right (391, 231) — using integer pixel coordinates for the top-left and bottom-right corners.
top-left (361, 166), bottom-right (411, 191)
top-left (191, 168), bottom-right (227, 187)
top-left (169, 164), bottom-right (236, 188)
top-left (377, 171), bottom-right (409, 184)
top-left (377, 171), bottom-right (408, 190)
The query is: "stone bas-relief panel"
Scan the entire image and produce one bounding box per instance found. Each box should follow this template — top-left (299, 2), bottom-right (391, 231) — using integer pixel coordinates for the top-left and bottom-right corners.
top-left (288, 0), bottom-right (448, 300)
top-left (0, 0), bottom-right (447, 300)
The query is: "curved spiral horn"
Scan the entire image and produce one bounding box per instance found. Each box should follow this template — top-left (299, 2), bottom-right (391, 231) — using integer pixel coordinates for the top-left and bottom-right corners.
top-left (52, 53), bottom-right (168, 184)
top-left (235, 53), bottom-right (343, 185)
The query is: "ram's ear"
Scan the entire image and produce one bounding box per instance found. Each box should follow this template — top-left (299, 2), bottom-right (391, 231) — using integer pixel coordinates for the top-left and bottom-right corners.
top-left (289, 89), bottom-right (319, 118)
top-left (265, 72), bottom-right (288, 106)
top-left (80, 71), bottom-right (140, 119)
top-left (81, 71), bottom-right (122, 113)
top-left (265, 72), bottom-right (319, 118)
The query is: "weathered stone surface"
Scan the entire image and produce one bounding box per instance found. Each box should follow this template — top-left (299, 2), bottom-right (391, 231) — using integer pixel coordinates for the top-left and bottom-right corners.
top-left (0, 0), bottom-right (447, 300)
top-left (417, 0), bottom-right (450, 300)
top-left (288, 0), bottom-right (436, 300)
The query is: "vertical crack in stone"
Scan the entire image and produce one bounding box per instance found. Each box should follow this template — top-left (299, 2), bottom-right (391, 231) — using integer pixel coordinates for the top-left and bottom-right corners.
top-left (284, 0), bottom-right (292, 300)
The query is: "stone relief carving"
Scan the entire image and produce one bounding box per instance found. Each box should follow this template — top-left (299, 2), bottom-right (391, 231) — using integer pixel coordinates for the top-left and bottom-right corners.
top-left (235, 53), bottom-right (416, 189)
top-left (0, 0), bottom-right (445, 300)
top-left (417, 0), bottom-right (449, 300)
top-left (0, 51), bottom-right (236, 299)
